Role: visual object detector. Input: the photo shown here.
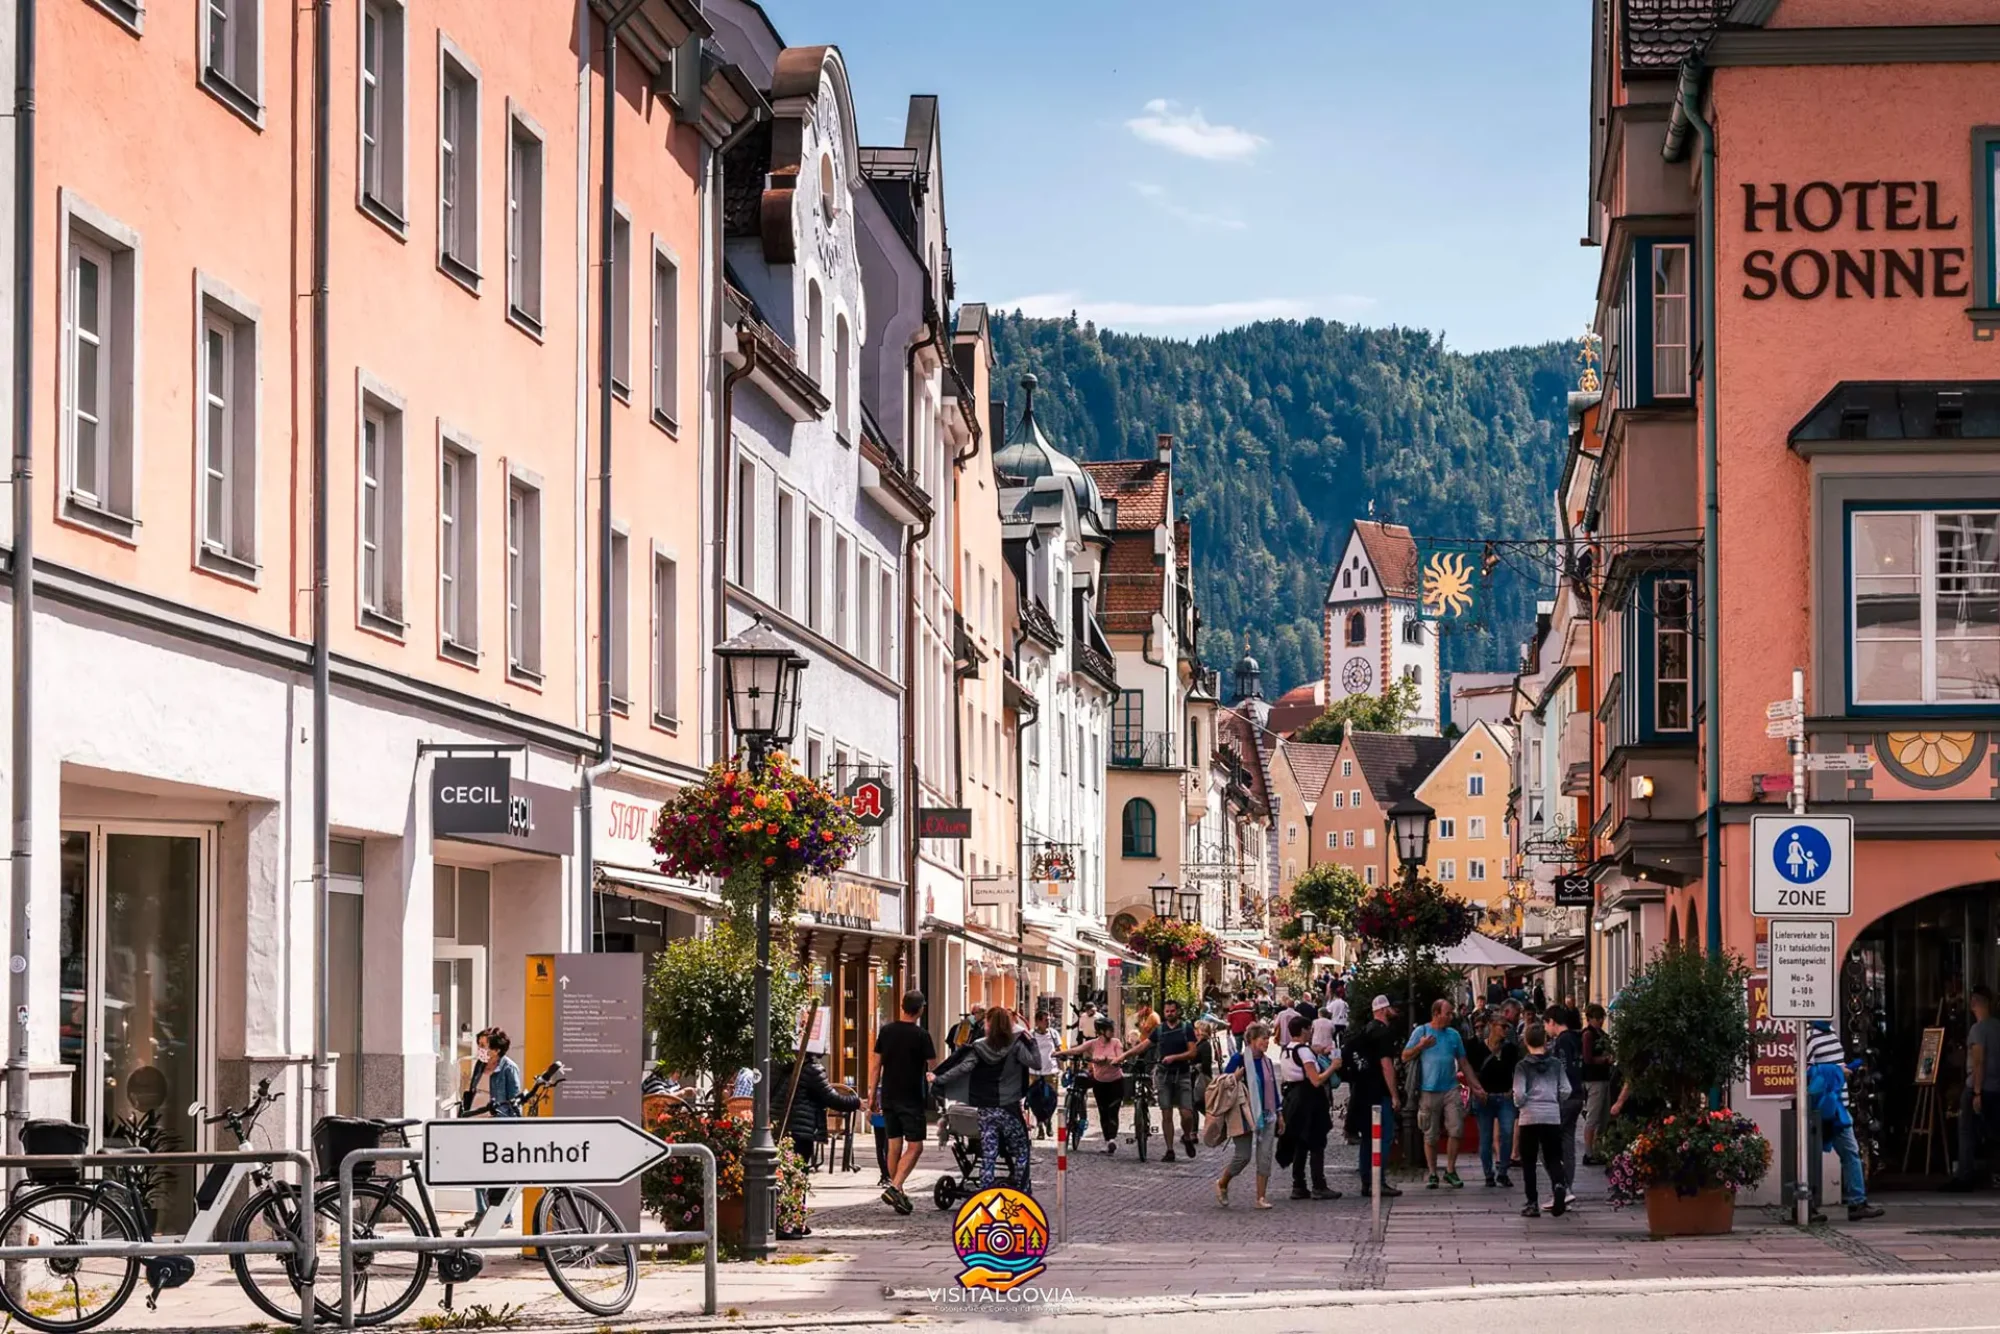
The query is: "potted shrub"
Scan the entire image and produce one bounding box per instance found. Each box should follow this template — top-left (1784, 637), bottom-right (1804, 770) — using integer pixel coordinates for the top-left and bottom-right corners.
top-left (1604, 945), bottom-right (1770, 1235)
top-left (640, 1100), bottom-right (808, 1251)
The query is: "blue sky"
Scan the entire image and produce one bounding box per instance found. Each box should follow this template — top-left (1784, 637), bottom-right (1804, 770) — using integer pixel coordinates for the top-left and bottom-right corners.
top-left (756, 0), bottom-right (1596, 353)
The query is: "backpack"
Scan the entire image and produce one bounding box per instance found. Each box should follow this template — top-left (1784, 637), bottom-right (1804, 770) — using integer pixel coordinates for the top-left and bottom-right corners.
top-left (1026, 1076), bottom-right (1057, 1121)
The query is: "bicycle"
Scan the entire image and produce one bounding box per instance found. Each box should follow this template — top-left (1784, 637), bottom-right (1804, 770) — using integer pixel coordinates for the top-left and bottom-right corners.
top-left (1123, 1059), bottom-right (1156, 1163)
top-left (300, 1061), bottom-right (639, 1326)
top-left (1060, 1058), bottom-right (1090, 1153)
top-left (0, 1078), bottom-right (324, 1333)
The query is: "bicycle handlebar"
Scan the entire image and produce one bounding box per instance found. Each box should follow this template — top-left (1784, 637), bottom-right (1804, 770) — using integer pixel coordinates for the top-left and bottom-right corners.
top-left (198, 1077), bottom-right (281, 1130)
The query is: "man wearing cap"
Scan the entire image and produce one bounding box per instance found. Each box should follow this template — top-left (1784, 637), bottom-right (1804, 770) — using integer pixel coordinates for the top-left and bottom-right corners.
top-left (1807, 1019), bottom-right (1883, 1221)
top-left (1348, 995), bottom-right (1404, 1196)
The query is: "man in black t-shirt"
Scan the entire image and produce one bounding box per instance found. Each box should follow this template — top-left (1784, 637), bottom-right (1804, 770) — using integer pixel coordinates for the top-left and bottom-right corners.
top-left (1346, 996), bottom-right (1405, 1196)
top-left (1131, 999), bottom-right (1200, 1160)
top-left (873, 990), bottom-right (935, 1215)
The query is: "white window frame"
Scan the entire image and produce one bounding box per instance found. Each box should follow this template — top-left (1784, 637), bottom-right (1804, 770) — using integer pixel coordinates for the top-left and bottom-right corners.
top-left (1851, 508), bottom-right (2000, 707)
top-left (438, 428), bottom-right (480, 662)
top-left (1468, 774), bottom-right (1486, 797)
top-left (805, 280), bottom-right (823, 383)
top-left (774, 487), bottom-right (796, 616)
top-left (1469, 858), bottom-right (1488, 882)
top-left (805, 509), bottom-right (825, 632)
top-left (59, 194), bottom-right (142, 541)
top-left (833, 532), bottom-right (851, 650)
top-left (505, 106), bottom-right (546, 335)
top-left (1468, 816), bottom-right (1487, 841)
top-left (1343, 830), bottom-right (1355, 849)
top-left (855, 553), bottom-right (874, 665)
top-left (879, 568), bottom-right (895, 674)
top-left (1651, 243), bottom-right (1692, 399)
top-left (1325, 832), bottom-right (1336, 850)
top-left (652, 549), bottom-right (679, 728)
top-left (650, 241), bottom-right (680, 432)
top-left (357, 0), bottom-right (408, 229)
top-left (1364, 865), bottom-right (1377, 886)
top-left (194, 273), bottom-right (262, 579)
top-left (1332, 792), bottom-right (1344, 810)
top-left (1655, 578), bottom-right (1695, 730)
top-left (733, 456), bottom-right (756, 592)
top-left (834, 313), bottom-right (852, 441)
top-left (1350, 789), bottom-right (1362, 807)
top-left (506, 472), bottom-right (544, 680)
top-left (1341, 760), bottom-right (1353, 777)
top-left (1438, 859), bottom-right (1456, 882)
top-left (437, 39), bottom-right (482, 286)
top-left (356, 376), bottom-right (406, 633)
top-left (1437, 817), bottom-right (1455, 840)
top-left (1363, 827), bottom-right (1376, 848)
top-left (201, 0), bottom-right (263, 120)
top-left (610, 206), bottom-right (632, 396)
top-left (609, 525), bottom-right (631, 712)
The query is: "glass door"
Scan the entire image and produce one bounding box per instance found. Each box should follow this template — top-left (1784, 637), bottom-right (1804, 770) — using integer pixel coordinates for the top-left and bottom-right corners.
top-left (58, 824), bottom-right (211, 1233)
top-left (430, 951), bottom-right (486, 1112)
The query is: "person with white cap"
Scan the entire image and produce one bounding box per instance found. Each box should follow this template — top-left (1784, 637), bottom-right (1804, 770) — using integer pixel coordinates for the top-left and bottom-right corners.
top-left (1347, 994), bottom-right (1404, 1196)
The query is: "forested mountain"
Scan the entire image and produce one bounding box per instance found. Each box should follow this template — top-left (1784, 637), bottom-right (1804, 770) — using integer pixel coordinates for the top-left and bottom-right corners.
top-left (987, 312), bottom-right (1578, 695)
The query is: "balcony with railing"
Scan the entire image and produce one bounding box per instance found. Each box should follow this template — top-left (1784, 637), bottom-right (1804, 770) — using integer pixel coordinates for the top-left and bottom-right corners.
top-left (1110, 730), bottom-right (1176, 769)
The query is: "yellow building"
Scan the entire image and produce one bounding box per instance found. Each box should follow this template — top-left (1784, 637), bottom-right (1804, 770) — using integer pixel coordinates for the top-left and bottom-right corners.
top-left (1414, 721), bottom-right (1516, 914)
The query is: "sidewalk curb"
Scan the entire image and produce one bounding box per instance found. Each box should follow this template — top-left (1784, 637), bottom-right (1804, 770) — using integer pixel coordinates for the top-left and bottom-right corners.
top-left (875, 1265), bottom-right (2000, 1318)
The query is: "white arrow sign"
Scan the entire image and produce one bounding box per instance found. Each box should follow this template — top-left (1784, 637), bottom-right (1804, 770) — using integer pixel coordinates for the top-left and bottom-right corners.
top-left (1766, 699), bottom-right (1802, 720)
top-left (424, 1117), bottom-right (671, 1187)
top-left (1805, 752), bottom-right (1875, 772)
top-left (1765, 718), bottom-right (1803, 739)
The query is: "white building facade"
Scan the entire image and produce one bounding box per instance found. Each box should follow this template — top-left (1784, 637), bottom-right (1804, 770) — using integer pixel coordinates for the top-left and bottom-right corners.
top-left (1323, 520), bottom-right (1441, 735)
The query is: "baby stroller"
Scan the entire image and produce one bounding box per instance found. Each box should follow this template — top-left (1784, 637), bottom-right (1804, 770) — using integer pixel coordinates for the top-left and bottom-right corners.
top-left (931, 1101), bottom-right (1025, 1210)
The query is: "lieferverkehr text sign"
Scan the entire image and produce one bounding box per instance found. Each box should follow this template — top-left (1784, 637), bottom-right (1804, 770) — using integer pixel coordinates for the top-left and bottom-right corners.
top-left (424, 1117), bottom-right (670, 1187)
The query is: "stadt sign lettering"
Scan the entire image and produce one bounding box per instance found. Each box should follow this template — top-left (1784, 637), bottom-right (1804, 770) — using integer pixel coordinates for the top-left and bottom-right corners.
top-left (1739, 180), bottom-right (1968, 302)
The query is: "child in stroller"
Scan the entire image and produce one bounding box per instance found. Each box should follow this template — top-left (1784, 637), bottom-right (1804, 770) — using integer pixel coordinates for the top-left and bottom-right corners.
top-left (931, 1100), bottom-right (1027, 1210)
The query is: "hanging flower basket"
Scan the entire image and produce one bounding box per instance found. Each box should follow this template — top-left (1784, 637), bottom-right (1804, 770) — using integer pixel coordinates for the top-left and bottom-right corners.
top-left (1348, 877), bottom-right (1480, 953)
top-left (1126, 916), bottom-right (1223, 964)
top-left (652, 754), bottom-right (865, 925)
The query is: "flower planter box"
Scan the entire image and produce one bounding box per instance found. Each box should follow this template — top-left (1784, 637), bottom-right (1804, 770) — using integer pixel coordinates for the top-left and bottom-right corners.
top-left (1644, 1185), bottom-right (1734, 1237)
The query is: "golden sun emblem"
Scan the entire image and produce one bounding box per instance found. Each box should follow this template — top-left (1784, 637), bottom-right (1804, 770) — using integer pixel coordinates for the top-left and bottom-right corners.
top-left (1422, 551), bottom-right (1477, 619)
top-left (1885, 730), bottom-right (1978, 779)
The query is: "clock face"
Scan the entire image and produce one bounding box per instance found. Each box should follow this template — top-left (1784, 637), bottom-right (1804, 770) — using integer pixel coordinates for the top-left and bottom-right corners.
top-left (1342, 656), bottom-right (1374, 694)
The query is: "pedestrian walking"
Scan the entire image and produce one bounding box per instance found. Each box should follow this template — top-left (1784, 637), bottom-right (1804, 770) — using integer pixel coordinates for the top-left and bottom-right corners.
top-left (1191, 1018), bottom-right (1221, 1136)
top-left (1471, 1017), bottom-right (1520, 1189)
top-left (1404, 998), bottom-right (1483, 1189)
top-left (1329, 987), bottom-right (1351, 1045)
top-left (1513, 1022), bottom-right (1572, 1217)
top-left (1278, 1022), bottom-right (1341, 1199)
top-left (1345, 996), bottom-right (1405, 1196)
top-left (1580, 1003), bottom-right (1615, 1164)
top-left (1949, 985), bottom-right (2000, 1190)
top-left (463, 1028), bottom-right (522, 1220)
top-left (873, 990), bottom-right (936, 1215)
top-left (1057, 1016), bottom-right (1128, 1154)
top-left (1531, 980), bottom-right (1548, 1013)
top-left (1545, 1005), bottom-right (1585, 1204)
top-left (1130, 999), bottom-right (1202, 1161)
top-left (774, 1048), bottom-right (861, 1172)
top-left (1807, 1020), bottom-right (1883, 1220)
top-left (1027, 1009), bottom-right (1060, 1138)
top-left (1217, 1022), bottom-right (1281, 1210)
top-left (1227, 993), bottom-right (1257, 1039)
top-left (932, 1006), bottom-right (1039, 1193)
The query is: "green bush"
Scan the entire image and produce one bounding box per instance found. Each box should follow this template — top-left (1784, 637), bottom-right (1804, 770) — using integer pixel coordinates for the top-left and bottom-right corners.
top-left (1608, 944), bottom-right (1753, 1112)
top-left (645, 924), bottom-right (818, 1107)
top-left (1348, 953), bottom-right (1465, 1024)
top-left (1125, 963), bottom-right (1205, 1013)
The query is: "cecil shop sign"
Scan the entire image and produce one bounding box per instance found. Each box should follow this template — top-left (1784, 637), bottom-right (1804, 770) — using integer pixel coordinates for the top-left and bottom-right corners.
top-left (1739, 180), bottom-right (1968, 301)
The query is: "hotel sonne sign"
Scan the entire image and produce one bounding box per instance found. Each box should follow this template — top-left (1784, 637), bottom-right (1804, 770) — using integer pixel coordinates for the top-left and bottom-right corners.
top-left (1739, 180), bottom-right (1968, 302)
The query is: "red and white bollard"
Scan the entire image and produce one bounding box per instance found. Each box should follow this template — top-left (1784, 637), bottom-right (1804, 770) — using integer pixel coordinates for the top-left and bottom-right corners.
top-left (1055, 1099), bottom-right (1067, 1244)
top-left (1370, 1103), bottom-right (1384, 1240)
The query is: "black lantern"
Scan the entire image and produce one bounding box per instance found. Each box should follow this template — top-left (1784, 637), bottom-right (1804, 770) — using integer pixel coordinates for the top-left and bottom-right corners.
top-left (1298, 908), bottom-right (1319, 937)
top-left (1150, 874), bottom-right (1177, 920)
top-left (1388, 794), bottom-right (1436, 872)
top-left (1177, 889), bottom-right (1202, 925)
top-left (715, 617), bottom-right (808, 761)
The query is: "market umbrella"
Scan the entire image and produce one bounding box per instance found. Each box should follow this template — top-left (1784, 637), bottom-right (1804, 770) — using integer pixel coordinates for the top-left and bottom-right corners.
top-left (1438, 932), bottom-right (1544, 969)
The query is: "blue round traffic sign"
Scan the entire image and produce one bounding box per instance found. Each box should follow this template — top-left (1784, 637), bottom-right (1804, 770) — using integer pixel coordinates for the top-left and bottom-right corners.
top-left (1773, 825), bottom-right (1832, 884)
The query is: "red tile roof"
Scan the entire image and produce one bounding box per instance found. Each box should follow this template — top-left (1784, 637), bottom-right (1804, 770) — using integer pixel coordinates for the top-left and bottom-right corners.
top-left (1355, 520), bottom-right (1420, 599)
top-left (1280, 741), bottom-right (1341, 809)
top-left (1081, 459), bottom-right (1169, 530)
top-left (1348, 732), bottom-right (1454, 809)
top-left (1267, 680), bottom-right (1326, 738)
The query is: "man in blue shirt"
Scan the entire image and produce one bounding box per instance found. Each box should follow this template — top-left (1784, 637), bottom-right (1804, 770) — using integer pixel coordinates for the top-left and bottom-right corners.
top-left (1404, 998), bottom-right (1484, 1188)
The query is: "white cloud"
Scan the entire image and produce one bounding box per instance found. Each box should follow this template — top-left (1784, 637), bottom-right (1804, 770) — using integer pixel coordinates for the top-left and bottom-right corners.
top-left (1128, 181), bottom-right (1247, 232)
top-left (998, 291), bottom-right (1377, 332)
top-left (1125, 99), bottom-right (1267, 162)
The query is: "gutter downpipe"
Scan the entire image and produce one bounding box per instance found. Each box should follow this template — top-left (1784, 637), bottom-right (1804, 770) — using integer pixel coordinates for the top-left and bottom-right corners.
top-left (579, 0), bottom-right (648, 953)
top-left (902, 318), bottom-right (940, 1001)
top-left (7, 0), bottom-right (33, 1184)
top-left (1667, 57), bottom-right (1722, 961)
top-left (309, 0), bottom-right (333, 1131)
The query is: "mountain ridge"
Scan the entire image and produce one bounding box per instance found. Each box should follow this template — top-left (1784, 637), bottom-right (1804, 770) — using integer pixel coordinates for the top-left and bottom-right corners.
top-left (985, 311), bottom-right (1578, 698)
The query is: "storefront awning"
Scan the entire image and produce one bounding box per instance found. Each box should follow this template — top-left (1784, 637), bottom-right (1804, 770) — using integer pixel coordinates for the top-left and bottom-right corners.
top-left (1075, 928), bottom-right (1146, 967)
top-left (1219, 940), bottom-right (1271, 969)
top-left (920, 916), bottom-right (1067, 970)
top-left (593, 865), bottom-right (720, 916)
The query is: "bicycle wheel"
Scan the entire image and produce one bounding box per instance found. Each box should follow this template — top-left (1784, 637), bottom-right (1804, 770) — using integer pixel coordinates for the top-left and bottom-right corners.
top-left (0, 1185), bottom-right (141, 1334)
top-left (534, 1187), bottom-right (637, 1316)
top-left (1135, 1101), bottom-right (1151, 1162)
top-left (232, 1180), bottom-right (431, 1327)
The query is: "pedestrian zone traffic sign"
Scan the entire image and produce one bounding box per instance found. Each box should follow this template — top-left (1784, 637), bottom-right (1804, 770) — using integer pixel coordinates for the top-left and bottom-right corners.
top-left (1750, 814), bottom-right (1852, 917)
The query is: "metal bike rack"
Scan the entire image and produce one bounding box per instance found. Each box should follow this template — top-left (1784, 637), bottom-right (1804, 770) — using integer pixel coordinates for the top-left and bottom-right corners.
top-left (335, 1144), bottom-right (717, 1330)
top-left (0, 1148), bottom-right (321, 1332)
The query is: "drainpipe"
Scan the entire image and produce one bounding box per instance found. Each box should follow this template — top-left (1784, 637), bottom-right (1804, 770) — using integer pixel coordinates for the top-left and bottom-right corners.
top-left (309, 0), bottom-right (333, 1130)
top-left (1667, 58), bottom-right (1722, 960)
top-left (579, 0), bottom-right (648, 953)
top-left (6, 0), bottom-right (33, 1172)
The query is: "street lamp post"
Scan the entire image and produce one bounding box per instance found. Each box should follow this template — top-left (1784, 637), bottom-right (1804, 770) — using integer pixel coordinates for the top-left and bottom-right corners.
top-left (715, 618), bottom-right (808, 1261)
top-left (1149, 874), bottom-right (1177, 1008)
top-left (1386, 794), bottom-right (1434, 1168)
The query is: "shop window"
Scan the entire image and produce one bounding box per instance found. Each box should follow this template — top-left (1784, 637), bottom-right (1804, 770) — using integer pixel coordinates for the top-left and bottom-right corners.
top-left (1121, 799), bottom-right (1157, 858)
top-left (1851, 508), bottom-right (2000, 707)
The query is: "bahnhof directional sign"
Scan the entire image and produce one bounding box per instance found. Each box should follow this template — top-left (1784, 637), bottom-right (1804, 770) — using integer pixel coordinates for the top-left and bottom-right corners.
top-left (425, 1116), bottom-right (672, 1187)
